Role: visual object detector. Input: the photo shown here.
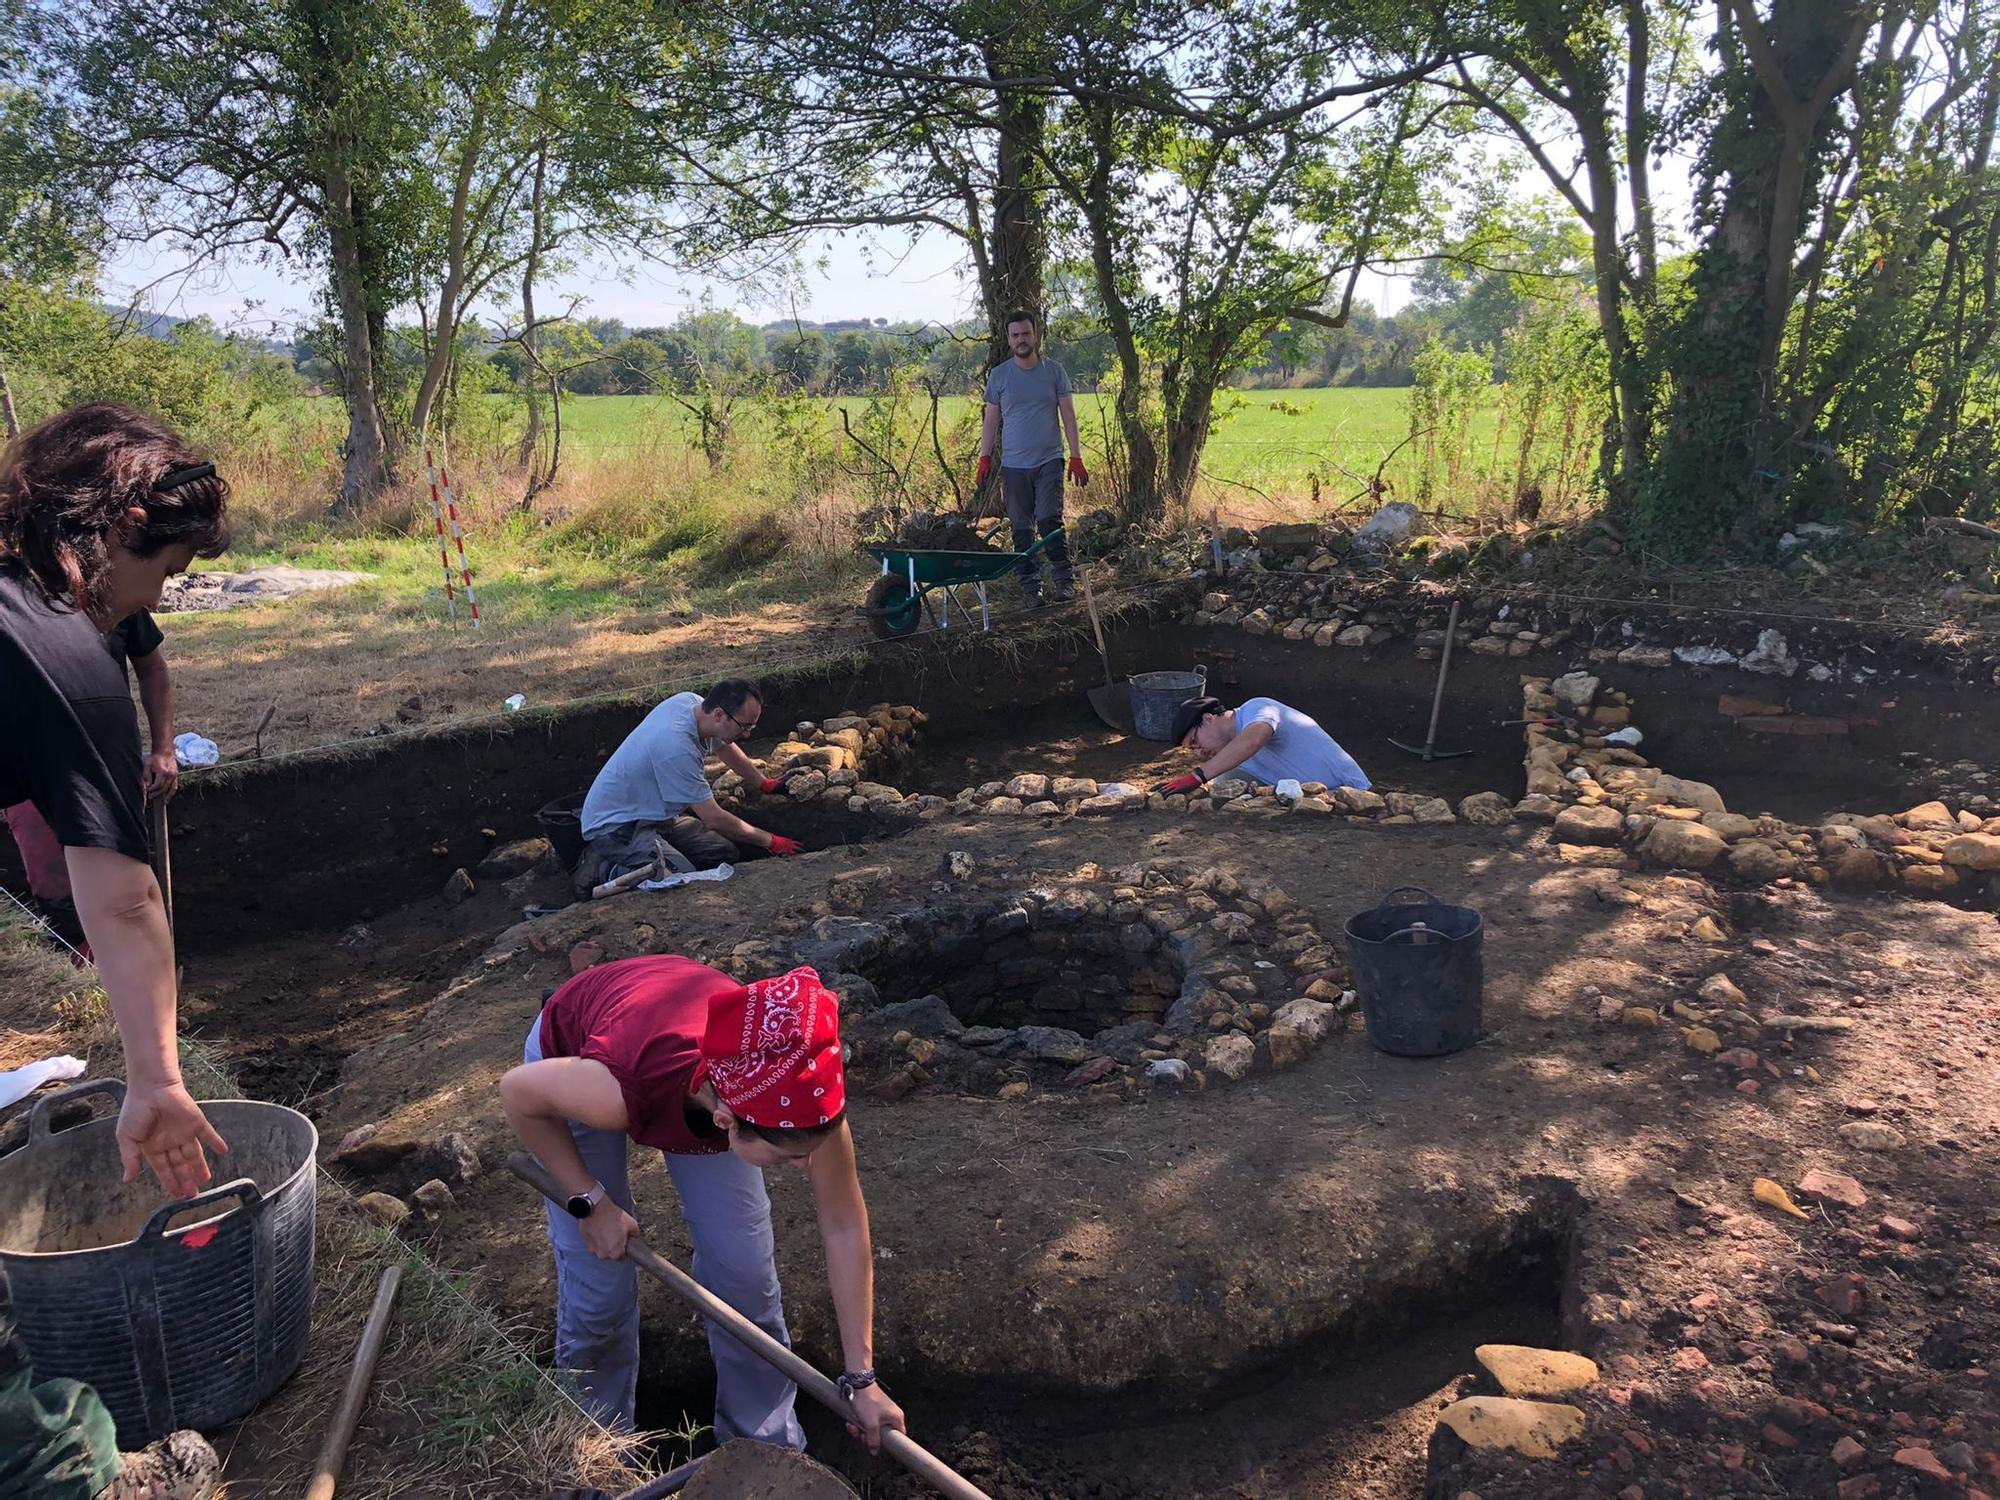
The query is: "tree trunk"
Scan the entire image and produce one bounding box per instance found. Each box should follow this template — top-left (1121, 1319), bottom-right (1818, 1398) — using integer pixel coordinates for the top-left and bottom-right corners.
top-left (410, 0), bottom-right (514, 443)
top-left (982, 43), bottom-right (1047, 369)
top-left (1648, 0), bottom-right (1869, 541)
top-left (325, 153), bottom-right (390, 514)
top-left (0, 349), bottom-right (19, 441)
top-left (1080, 119), bottom-right (1157, 518)
top-left (516, 142), bottom-right (548, 498)
top-left (1163, 361), bottom-right (1221, 508)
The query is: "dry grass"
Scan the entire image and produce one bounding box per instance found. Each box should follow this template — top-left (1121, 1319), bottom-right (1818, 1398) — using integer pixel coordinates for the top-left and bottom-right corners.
top-left (218, 1191), bottom-right (642, 1500)
top-left (168, 441), bottom-right (883, 753)
top-left (165, 589), bottom-right (859, 757)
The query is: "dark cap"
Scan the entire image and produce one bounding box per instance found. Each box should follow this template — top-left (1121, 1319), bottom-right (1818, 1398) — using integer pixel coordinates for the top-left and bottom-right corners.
top-left (1168, 696), bottom-right (1227, 747)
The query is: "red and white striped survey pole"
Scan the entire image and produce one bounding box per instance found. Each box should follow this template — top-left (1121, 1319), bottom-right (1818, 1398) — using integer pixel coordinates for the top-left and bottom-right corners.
top-left (422, 452), bottom-right (480, 628)
top-left (424, 450), bottom-right (458, 625)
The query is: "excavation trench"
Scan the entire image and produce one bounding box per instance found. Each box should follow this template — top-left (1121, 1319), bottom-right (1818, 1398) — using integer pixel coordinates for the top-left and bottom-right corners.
top-left (630, 1180), bottom-right (1584, 1500)
top-left (7, 611), bottom-right (1979, 957)
top-left (36, 611), bottom-right (1982, 1127)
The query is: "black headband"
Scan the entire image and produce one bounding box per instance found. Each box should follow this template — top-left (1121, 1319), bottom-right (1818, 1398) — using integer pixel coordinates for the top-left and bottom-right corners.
top-left (153, 462), bottom-right (217, 492)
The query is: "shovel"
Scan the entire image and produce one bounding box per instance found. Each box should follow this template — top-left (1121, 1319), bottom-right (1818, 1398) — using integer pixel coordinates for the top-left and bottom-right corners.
top-left (1389, 598), bottom-right (1474, 762)
top-left (1079, 576), bottom-right (1134, 733)
top-left (508, 1154), bottom-right (995, 1500)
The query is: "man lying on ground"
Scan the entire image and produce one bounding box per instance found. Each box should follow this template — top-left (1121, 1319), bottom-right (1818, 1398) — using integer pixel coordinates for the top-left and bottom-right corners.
top-left (1153, 694), bottom-right (1371, 797)
top-left (499, 955), bottom-right (906, 1454)
top-left (575, 678), bottom-right (800, 897)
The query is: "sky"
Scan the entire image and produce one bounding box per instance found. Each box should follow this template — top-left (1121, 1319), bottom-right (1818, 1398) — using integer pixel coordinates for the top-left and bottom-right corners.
top-left (100, 223), bottom-right (1420, 339)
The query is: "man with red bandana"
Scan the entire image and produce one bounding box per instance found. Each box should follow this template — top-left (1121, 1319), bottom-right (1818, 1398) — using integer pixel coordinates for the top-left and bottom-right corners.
top-left (500, 956), bottom-right (905, 1453)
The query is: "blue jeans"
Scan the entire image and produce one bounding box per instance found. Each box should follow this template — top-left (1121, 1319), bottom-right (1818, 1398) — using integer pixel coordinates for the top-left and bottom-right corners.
top-left (522, 1016), bottom-right (805, 1446)
top-left (1002, 459), bottom-right (1072, 597)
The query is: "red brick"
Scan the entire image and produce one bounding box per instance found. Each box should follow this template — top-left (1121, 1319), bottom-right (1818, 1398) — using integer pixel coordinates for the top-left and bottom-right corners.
top-left (1896, 1447), bottom-right (1953, 1482)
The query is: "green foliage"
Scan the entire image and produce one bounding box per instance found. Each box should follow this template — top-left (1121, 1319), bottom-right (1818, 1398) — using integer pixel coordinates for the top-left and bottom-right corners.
top-left (1498, 297), bottom-right (1609, 510)
top-left (1407, 338), bottom-right (1493, 504)
top-left (0, 283), bottom-right (303, 438)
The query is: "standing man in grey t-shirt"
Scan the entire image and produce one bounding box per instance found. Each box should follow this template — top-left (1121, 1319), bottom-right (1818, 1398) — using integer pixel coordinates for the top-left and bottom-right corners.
top-left (977, 311), bottom-right (1087, 605)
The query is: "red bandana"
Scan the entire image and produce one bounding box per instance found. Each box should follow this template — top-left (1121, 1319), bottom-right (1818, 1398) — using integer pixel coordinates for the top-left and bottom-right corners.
top-left (698, 966), bottom-right (846, 1129)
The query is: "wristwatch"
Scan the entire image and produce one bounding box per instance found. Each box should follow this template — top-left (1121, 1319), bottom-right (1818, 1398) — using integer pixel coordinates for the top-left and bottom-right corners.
top-left (565, 1182), bottom-right (608, 1219)
top-left (836, 1368), bottom-right (880, 1401)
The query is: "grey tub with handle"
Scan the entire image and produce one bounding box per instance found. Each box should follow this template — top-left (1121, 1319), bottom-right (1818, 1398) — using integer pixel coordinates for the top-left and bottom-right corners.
top-left (0, 1078), bottom-right (317, 1444)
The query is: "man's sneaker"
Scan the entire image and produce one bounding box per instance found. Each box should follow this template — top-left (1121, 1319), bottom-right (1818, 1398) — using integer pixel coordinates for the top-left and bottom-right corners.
top-left (1047, 583), bottom-right (1075, 604)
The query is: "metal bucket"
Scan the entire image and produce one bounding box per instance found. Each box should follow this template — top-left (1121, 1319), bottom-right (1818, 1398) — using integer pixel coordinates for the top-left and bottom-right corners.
top-left (0, 1079), bottom-right (317, 1445)
top-left (1128, 666), bottom-right (1207, 742)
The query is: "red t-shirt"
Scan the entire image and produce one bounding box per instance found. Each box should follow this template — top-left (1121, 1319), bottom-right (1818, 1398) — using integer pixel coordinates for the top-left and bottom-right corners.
top-left (538, 954), bottom-right (734, 1155)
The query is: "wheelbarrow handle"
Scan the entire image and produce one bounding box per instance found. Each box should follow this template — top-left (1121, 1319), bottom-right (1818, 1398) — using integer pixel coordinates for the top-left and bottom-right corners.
top-left (506, 1154), bottom-right (994, 1500)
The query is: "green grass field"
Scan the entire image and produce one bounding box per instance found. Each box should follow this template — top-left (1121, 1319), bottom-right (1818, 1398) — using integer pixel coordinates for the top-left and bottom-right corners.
top-left (266, 386), bottom-right (1505, 505)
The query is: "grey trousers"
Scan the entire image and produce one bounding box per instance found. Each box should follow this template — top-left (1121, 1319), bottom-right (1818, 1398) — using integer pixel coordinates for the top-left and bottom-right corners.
top-left (1001, 459), bottom-right (1072, 597)
top-left (523, 1015), bottom-right (806, 1446)
top-left (573, 816), bottom-right (740, 897)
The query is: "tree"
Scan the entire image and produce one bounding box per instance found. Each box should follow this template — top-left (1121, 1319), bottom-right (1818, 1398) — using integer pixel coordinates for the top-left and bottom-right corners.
top-left (41, 0), bottom-right (436, 508)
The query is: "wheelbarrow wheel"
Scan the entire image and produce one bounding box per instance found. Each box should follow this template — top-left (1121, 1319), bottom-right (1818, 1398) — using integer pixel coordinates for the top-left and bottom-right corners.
top-left (864, 573), bottom-right (922, 638)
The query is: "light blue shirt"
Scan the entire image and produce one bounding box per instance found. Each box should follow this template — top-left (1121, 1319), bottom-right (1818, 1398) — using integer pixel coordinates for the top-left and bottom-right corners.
top-left (1234, 697), bottom-right (1370, 791)
top-left (581, 692), bottom-right (717, 838)
top-left (983, 358), bottom-right (1073, 470)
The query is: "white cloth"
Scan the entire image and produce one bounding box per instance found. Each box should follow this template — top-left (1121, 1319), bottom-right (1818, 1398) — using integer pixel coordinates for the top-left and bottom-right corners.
top-left (582, 693), bottom-right (717, 840)
top-left (173, 732), bottom-right (220, 768)
top-left (637, 863), bottom-right (736, 892)
top-left (0, 1055), bottom-right (86, 1111)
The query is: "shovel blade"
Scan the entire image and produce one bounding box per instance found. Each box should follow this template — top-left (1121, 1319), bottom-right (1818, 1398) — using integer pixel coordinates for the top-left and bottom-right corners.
top-left (1088, 681), bottom-right (1134, 733)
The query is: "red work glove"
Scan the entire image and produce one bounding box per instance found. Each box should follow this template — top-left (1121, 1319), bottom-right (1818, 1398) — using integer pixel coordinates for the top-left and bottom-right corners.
top-left (976, 454), bottom-right (993, 485)
top-left (1067, 455), bottom-right (1089, 487)
top-left (768, 834), bottom-right (802, 857)
top-left (1154, 771), bottom-right (1205, 795)
top-left (759, 777), bottom-right (785, 795)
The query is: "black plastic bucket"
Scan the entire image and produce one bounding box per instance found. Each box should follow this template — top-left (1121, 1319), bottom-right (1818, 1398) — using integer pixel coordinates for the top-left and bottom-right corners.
top-left (1342, 886), bottom-right (1484, 1057)
top-left (0, 1079), bottom-right (317, 1445)
top-left (536, 792), bottom-right (588, 868)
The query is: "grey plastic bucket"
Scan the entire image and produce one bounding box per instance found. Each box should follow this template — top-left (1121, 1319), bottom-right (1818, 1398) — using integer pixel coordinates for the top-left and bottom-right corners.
top-left (0, 1079), bottom-right (317, 1445)
top-left (1128, 666), bottom-right (1207, 742)
top-left (1342, 886), bottom-right (1484, 1057)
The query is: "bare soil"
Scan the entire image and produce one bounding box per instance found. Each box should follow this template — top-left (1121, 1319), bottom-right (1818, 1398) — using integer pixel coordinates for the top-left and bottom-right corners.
top-left (174, 801), bottom-right (1999, 1499)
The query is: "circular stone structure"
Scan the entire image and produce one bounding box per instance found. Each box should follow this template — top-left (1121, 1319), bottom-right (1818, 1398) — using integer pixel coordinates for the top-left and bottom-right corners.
top-left (723, 855), bottom-right (1352, 1101)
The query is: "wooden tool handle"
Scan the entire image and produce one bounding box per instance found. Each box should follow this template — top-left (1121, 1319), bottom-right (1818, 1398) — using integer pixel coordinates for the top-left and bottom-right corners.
top-left (506, 1154), bottom-right (993, 1500)
top-left (304, 1263), bottom-right (403, 1500)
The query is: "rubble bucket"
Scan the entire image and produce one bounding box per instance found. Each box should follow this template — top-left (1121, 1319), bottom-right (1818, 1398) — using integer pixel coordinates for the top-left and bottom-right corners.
top-left (1342, 886), bottom-right (1484, 1057)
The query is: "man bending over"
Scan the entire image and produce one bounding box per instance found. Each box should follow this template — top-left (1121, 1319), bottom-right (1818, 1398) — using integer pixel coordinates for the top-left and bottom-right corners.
top-left (1153, 695), bottom-right (1371, 796)
top-left (575, 678), bottom-right (800, 896)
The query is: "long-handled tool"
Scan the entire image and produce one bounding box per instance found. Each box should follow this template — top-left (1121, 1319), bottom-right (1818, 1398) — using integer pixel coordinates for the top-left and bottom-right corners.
top-left (1389, 599), bottom-right (1474, 762)
top-left (148, 795), bottom-right (173, 932)
top-left (507, 1154), bottom-right (994, 1500)
top-left (305, 1263), bottom-right (404, 1500)
top-left (1079, 576), bottom-right (1134, 733)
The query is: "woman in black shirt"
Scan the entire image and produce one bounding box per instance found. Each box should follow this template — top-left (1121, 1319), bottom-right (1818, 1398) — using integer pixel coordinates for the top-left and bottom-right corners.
top-left (0, 404), bottom-right (230, 1198)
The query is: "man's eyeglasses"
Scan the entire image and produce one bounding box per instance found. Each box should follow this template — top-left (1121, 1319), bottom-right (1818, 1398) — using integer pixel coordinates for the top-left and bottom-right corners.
top-left (725, 709), bottom-right (760, 735)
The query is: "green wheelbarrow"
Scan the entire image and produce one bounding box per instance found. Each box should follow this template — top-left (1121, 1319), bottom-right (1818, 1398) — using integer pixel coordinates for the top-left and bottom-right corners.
top-left (861, 527), bottom-right (1063, 639)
